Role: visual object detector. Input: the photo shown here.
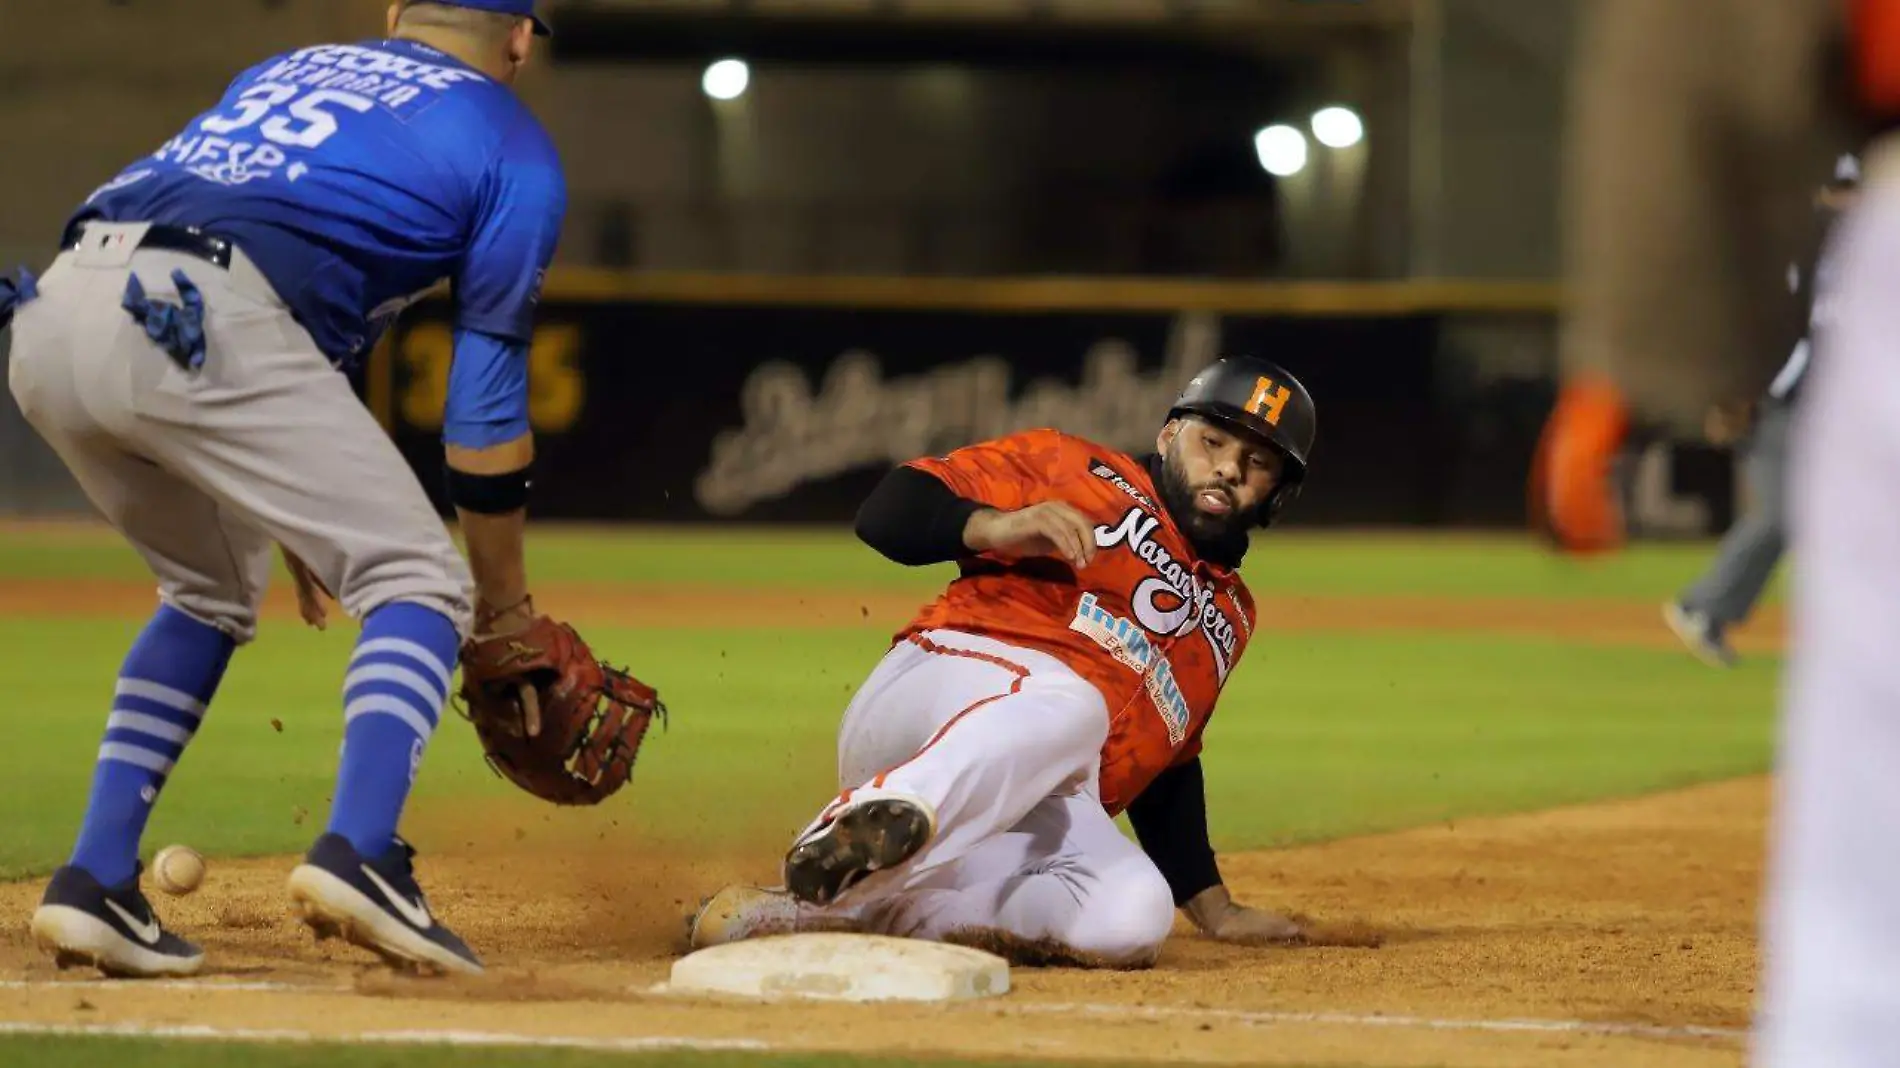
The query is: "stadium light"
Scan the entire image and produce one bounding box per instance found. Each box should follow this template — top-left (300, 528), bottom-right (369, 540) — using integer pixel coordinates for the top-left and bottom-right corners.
top-left (1311, 106), bottom-right (1364, 149)
top-left (702, 59), bottom-right (751, 102)
top-left (1254, 124), bottom-right (1308, 177)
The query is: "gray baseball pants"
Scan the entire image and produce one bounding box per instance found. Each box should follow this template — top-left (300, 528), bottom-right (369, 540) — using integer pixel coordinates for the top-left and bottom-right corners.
top-left (5, 221), bottom-right (472, 643)
top-left (1678, 401), bottom-right (1791, 628)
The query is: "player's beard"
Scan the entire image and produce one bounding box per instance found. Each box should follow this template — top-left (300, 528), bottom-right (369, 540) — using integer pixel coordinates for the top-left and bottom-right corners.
top-left (1154, 451), bottom-right (1251, 563)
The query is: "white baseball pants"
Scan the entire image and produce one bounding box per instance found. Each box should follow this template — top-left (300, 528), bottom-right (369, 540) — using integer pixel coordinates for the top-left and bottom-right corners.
top-left (804, 628), bottom-right (1177, 966)
top-left (1752, 152), bottom-right (1900, 1067)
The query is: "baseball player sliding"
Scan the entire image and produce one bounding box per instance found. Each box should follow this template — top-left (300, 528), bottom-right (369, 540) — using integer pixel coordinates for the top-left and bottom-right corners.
top-left (0, 0), bottom-right (659, 980)
top-left (691, 358), bottom-right (1315, 966)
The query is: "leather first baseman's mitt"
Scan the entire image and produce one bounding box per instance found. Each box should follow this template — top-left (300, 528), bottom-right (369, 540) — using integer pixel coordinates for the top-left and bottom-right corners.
top-left (455, 613), bottom-right (665, 806)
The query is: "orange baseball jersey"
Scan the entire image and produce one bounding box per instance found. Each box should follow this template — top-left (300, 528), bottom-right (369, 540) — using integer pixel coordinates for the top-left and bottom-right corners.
top-left (899, 428), bottom-right (1257, 815)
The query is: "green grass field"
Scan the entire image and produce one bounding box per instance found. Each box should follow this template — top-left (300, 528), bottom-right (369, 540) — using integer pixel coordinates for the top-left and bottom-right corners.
top-left (0, 525), bottom-right (1784, 1066)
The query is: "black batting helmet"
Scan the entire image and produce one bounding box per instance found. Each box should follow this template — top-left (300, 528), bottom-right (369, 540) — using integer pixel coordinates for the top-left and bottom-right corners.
top-left (1166, 356), bottom-right (1316, 527)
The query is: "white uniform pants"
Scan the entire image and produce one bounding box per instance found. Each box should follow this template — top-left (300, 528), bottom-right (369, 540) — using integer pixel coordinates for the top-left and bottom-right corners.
top-left (1752, 153), bottom-right (1900, 1066)
top-left (806, 629), bottom-right (1177, 966)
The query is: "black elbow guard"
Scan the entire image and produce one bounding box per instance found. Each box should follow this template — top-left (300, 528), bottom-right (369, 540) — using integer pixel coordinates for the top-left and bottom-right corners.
top-left (444, 463), bottom-right (532, 515)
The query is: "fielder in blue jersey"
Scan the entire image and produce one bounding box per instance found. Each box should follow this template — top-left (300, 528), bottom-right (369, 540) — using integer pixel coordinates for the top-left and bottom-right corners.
top-left (0, 0), bottom-right (575, 978)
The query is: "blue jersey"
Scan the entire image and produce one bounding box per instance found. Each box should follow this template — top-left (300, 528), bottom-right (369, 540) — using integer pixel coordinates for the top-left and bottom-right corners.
top-left (71, 37), bottom-right (567, 448)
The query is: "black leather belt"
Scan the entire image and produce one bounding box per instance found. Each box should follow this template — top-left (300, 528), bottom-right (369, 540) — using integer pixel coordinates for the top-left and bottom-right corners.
top-left (63, 221), bottom-right (234, 271)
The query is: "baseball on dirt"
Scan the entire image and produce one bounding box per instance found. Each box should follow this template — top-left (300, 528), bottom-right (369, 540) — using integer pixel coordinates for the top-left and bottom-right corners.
top-left (152, 845), bottom-right (206, 896)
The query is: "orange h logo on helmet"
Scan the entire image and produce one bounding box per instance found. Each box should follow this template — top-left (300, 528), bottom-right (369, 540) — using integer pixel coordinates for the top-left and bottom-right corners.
top-left (1246, 377), bottom-right (1290, 425)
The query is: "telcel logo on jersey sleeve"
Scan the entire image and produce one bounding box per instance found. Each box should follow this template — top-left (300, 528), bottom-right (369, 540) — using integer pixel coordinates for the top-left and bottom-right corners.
top-left (1089, 461), bottom-right (1158, 511)
top-left (1070, 594), bottom-right (1190, 745)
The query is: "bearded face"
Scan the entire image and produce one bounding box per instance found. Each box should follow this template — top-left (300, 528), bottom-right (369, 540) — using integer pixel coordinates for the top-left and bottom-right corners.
top-left (1156, 416), bottom-right (1286, 546)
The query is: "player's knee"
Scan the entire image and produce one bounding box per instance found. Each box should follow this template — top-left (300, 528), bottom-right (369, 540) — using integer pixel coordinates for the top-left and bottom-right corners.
top-left (154, 544), bottom-right (272, 645)
top-left (1066, 861), bottom-right (1176, 967)
top-left (343, 539), bottom-right (475, 638)
top-left (161, 593), bottom-right (261, 646)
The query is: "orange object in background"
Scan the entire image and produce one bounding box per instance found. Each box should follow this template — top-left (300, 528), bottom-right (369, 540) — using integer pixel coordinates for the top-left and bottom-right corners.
top-left (1529, 377), bottom-right (1632, 554)
top-left (1855, 0), bottom-right (1900, 113)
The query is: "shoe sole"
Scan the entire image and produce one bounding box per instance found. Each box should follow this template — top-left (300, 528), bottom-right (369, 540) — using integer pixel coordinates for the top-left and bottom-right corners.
top-left (30, 905), bottom-right (203, 979)
top-left (1662, 603), bottom-right (1736, 668)
top-left (286, 865), bottom-right (483, 977)
top-left (784, 799), bottom-right (933, 907)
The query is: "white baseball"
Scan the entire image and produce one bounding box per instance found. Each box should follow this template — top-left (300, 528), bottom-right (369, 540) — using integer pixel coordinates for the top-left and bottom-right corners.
top-left (152, 845), bottom-right (206, 896)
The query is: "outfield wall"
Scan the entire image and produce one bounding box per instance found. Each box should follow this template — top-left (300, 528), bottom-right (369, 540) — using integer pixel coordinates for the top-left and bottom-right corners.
top-left (0, 274), bottom-right (1740, 534)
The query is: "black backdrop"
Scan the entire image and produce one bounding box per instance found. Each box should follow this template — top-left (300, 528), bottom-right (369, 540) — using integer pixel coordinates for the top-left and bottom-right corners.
top-left (366, 298), bottom-right (1735, 533)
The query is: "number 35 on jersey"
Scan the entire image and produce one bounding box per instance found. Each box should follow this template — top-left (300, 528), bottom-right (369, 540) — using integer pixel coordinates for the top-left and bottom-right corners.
top-left (157, 83), bottom-right (373, 187)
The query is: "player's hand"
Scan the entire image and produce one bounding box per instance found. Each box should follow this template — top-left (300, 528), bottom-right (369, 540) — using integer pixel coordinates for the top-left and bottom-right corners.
top-left (280, 546), bottom-right (330, 631)
top-left (962, 501), bottom-right (1097, 568)
top-left (1703, 399), bottom-right (1756, 446)
top-left (474, 592), bottom-right (537, 637)
top-left (1184, 885), bottom-right (1304, 946)
top-left (468, 593), bottom-right (542, 734)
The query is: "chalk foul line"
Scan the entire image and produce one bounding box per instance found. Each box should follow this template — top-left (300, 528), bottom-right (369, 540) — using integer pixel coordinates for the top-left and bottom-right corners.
top-left (0, 976), bottom-right (1745, 1049)
top-left (0, 978), bottom-right (308, 994)
top-left (0, 1020), bottom-right (770, 1054)
top-left (642, 979), bottom-right (1743, 1044)
top-left (1013, 1001), bottom-right (1745, 1043)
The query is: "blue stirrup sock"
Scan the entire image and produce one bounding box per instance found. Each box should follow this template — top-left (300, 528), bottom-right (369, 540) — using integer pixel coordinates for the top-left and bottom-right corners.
top-left (70, 605), bottom-right (234, 887)
top-left (326, 602), bottom-right (460, 859)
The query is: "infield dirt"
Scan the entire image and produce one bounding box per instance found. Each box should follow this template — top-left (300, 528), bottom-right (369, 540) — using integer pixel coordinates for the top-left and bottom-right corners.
top-left (0, 576), bottom-right (1779, 1067)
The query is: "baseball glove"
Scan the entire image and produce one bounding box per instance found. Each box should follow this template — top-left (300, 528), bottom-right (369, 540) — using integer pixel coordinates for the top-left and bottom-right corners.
top-left (455, 613), bottom-right (665, 806)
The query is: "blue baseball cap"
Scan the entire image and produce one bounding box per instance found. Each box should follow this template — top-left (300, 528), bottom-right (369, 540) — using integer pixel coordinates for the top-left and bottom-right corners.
top-left (435, 0), bottom-right (551, 36)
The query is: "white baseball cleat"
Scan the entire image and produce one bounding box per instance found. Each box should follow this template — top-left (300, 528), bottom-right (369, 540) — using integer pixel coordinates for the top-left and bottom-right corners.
top-left (687, 885), bottom-right (803, 950)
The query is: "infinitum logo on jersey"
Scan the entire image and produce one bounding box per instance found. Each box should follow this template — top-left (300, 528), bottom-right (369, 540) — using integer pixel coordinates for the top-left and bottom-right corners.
top-left (1070, 594), bottom-right (1190, 745)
